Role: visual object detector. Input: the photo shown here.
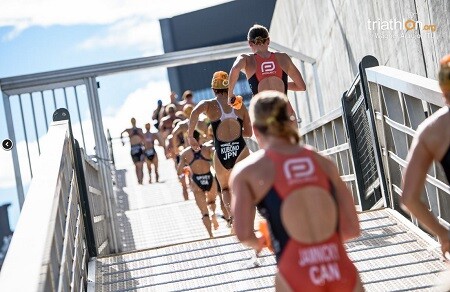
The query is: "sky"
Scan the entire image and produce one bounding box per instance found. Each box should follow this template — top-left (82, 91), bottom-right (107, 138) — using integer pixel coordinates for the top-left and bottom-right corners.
top-left (0, 0), bottom-right (233, 229)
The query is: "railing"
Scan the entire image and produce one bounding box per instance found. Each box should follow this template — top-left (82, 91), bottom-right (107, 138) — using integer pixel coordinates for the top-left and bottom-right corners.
top-left (299, 59), bottom-right (450, 231)
top-left (0, 109), bottom-right (106, 291)
top-left (366, 66), bottom-right (450, 229)
top-left (300, 108), bottom-right (361, 210)
top-left (80, 148), bottom-right (111, 256)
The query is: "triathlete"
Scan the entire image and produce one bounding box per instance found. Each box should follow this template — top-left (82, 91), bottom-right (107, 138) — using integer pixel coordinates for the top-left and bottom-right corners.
top-left (121, 118), bottom-right (146, 184)
top-left (177, 130), bottom-right (219, 237)
top-left (230, 91), bottom-right (362, 291)
top-left (228, 24), bottom-right (306, 129)
top-left (188, 71), bottom-right (252, 227)
top-left (401, 54), bottom-right (450, 266)
top-left (143, 123), bottom-right (164, 183)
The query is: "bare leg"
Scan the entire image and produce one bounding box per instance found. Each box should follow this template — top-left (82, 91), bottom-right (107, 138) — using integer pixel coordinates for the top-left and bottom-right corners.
top-left (207, 179), bottom-right (218, 230)
top-left (192, 185), bottom-right (213, 238)
top-left (180, 176), bottom-right (189, 200)
top-left (154, 155), bottom-right (159, 182)
top-left (135, 162), bottom-right (144, 184)
top-left (146, 160), bottom-right (153, 183)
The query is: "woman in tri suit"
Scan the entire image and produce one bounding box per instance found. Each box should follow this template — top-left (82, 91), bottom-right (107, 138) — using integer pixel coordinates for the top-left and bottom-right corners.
top-left (143, 123), bottom-right (164, 183)
top-left (230, 91), bottom-right (363, 291)
top-left (188, 71), bottom-right (252, 228)
top-left (227, 24), bottom-right (306, 129)
top-left (177, 130), bottom-right (219, 237)
top-left (121, 117), bottom-right (145, 184)
top-left (401, 55), bottom-right (450, 276)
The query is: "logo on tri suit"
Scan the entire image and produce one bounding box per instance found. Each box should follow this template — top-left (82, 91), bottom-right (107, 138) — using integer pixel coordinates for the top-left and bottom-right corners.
top-left (261, 61), bottom-right (276, 75)
top-left (283, 157), bottom-right (316, 184)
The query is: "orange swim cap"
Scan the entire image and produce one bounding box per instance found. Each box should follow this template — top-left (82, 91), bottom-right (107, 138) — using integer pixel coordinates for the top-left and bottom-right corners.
top-left (211, 71), bottom-right (229, 89)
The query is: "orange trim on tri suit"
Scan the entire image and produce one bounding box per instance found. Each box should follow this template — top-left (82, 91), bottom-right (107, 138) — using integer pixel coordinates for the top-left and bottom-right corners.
top-left (254, 53), bottom-right (284, 82)
top-left (265, 148), bottom-right (331, 199)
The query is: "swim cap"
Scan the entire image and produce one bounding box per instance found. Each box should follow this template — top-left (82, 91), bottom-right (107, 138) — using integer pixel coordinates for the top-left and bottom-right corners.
top-left (211, 71), bottom-right (229, 89)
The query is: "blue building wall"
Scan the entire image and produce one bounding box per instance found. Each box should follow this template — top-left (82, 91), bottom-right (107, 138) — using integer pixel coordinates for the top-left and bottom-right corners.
top-left (159, 0), bottom-right (277, 103)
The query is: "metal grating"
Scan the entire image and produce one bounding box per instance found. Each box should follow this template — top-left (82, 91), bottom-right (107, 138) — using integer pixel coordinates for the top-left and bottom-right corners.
top-left (352, 98), bottom-right (378, 192)
top-left (93, 208), bottom-right (448, 291)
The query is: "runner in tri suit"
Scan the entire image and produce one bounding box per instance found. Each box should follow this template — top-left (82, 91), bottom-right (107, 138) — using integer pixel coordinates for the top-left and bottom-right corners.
top-left (166, 119), bottom-right (190, 200)
top-left (227, 24), bottom-right (306, 129)
top-left (121, 118), bottom-right (146, 184)
top-left (188, 71), bottom-right (252, 228)
top-left (143, 123), bottom-right (164, 183)
top-left (402, 54), bottom-right (450, 273)
top-left (230, 91), bottom-right (363, 291)
top-left (177, 130), bottom-right (219, 237)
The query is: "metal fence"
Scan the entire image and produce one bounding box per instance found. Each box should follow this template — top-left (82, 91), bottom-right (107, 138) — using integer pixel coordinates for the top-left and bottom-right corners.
top-left (299, 60), bottom-right (450, 231)
top-left (366, 65), bottom-right (450, 230)
top-left (81, 149), bottom-right (111, 256)
top-left (0, 114), bottom-right (89, 291)
top-left (300, 108), bottom-right (361, 210)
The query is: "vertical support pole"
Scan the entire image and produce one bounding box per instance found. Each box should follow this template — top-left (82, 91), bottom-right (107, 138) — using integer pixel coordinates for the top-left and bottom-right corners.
top-left (18, 95), bottom-right (33, 178)
top-left (63, 88), bottom-right (69, 110)
top-left (52, 89), bottom-right (57, 110)
top-left (74, 87), bottom-right (86, 150)
top-left (40, 91), bottom-right (49, 132)
top-left (312, 62), bottom-right (325, 117)
top-left (107, 129), bottom-right (115, 166)
top-left (2, 92), bottom-right (25, 209)
top-left (29, 93), bottom-right (41, 155)
top-left (84, 77), bottom-right (119, 252)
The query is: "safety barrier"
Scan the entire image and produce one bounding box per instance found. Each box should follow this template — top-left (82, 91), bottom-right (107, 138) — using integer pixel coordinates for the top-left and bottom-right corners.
top-left (0, 109), bottom-right (109, 291)
top-left (366, 65), bottom-right (450, 229)
top-left (300, 108), bottom-right (361, 209)
top-left (300, 57), bottom-right (449, 231)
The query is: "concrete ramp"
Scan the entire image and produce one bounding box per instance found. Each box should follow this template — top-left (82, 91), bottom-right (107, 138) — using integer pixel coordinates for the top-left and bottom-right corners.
top-left (92, 208), bottom-right (448, 291)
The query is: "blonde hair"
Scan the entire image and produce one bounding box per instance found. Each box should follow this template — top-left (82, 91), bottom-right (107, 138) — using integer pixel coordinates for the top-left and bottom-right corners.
top-left (250, 91), bottom-right (300, 144)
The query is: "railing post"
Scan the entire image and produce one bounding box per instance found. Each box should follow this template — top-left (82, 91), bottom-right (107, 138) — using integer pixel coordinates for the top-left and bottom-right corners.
top-left (74, 140), bottom-right (98, 257)
top-left (84, 77), bottom-right (119, 253)
top-left (107, 129), bottom-right (115, 167)
top-left (53, 108), bottom-right (97, 257)
top-left (2, 91), bottom-right (25, 209)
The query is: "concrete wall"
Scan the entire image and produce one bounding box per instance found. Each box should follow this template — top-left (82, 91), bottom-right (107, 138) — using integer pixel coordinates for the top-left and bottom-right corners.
top-left (270, 0), bottom-right (449, 121)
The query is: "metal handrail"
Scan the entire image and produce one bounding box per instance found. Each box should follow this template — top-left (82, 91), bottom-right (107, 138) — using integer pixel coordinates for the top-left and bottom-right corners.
top-left (0, 118), bottom-right (90, 291)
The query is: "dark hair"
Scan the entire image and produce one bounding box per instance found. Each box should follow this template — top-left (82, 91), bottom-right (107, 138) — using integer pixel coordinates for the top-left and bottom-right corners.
top-left (250, 91), bottom-right (300, 145)
top-left (247, 24), bottom-right (269, 45)
top-left (213, 88), bottom-right (228, 95)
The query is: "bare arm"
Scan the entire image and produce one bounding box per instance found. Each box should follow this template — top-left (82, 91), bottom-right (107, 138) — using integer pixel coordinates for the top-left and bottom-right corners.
top-left (230, 165), bottom-right (260, 251)
top-left (171, 123), bottom-right (182, 150)
top-left (154, 133), bottom-right (164, 147)
top-left (281, 53), bottom-right (306, 91)
top-left (176, 150), bottom-right (187, 176)
top-left (188, 101), bottom-right (208, 150)
top-left (401, 133), bottom-right (449, 255)
top-left (228, 55), bottom-right (247, 99)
